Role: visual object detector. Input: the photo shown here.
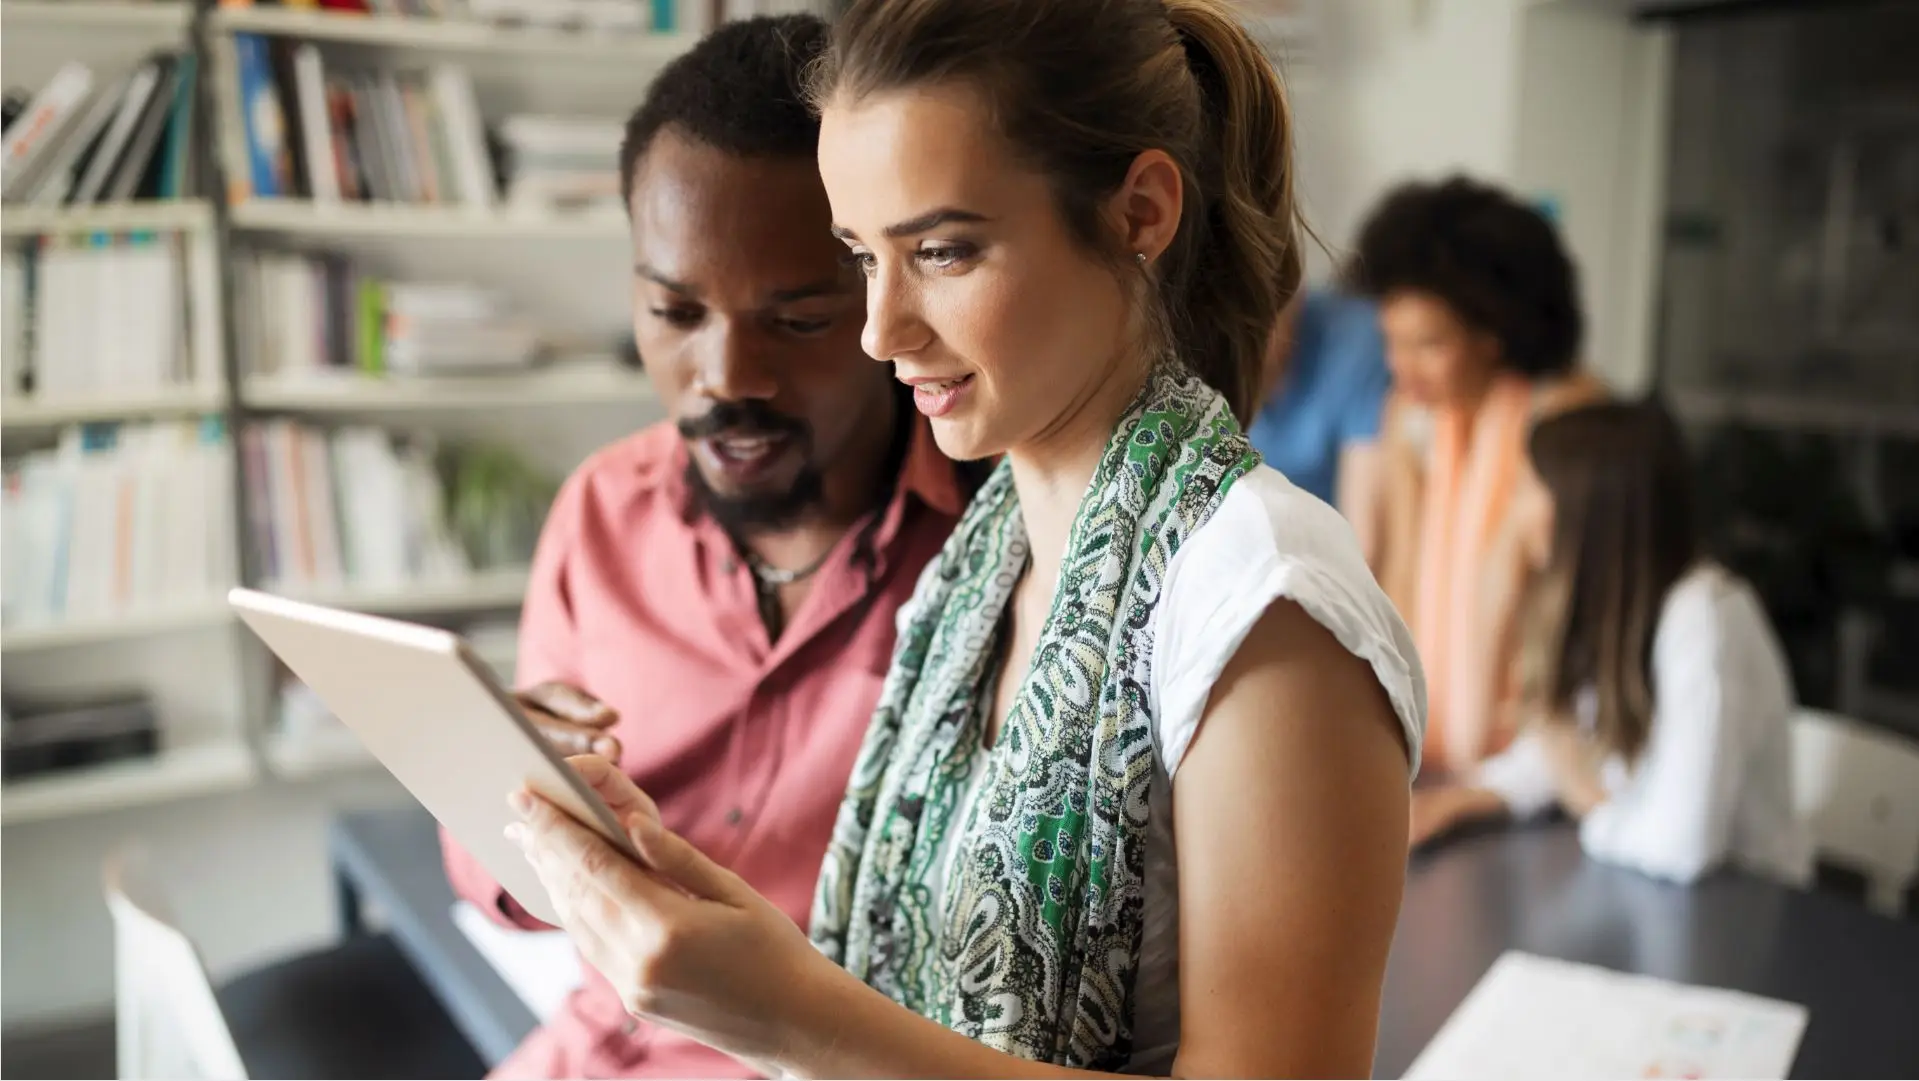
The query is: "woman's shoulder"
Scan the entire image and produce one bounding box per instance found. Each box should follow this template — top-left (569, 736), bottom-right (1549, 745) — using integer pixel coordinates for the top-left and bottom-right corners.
top-left (1148, 464), bottom-right (1427, 777)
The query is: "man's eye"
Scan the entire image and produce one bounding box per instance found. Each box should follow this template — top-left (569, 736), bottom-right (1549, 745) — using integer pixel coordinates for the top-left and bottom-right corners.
top-left (779, 317), bottom-right (834, 335)
top-left (650, 307), bottom-right (702, 328)
top-left (839, 251), bottom-right (877, 277)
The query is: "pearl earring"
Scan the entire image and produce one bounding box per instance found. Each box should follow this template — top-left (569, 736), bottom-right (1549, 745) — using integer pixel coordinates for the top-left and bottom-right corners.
top-left (1134, 251), bottom-right (1148, 266)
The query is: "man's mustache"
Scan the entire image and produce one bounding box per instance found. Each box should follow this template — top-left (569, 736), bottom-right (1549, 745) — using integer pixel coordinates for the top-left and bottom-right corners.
top-left (677, 401), bottom-right (809, 442)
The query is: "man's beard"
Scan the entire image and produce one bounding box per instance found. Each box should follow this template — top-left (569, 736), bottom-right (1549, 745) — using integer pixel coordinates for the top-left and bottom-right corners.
top-left (679, 400), bottom-right (825, 533)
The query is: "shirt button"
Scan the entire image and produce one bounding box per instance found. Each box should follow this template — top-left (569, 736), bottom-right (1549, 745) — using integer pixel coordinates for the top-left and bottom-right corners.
top-left (622, 1017), bottom-right (639, 1036)
top-left (726, 807), bottom-right (744, 826)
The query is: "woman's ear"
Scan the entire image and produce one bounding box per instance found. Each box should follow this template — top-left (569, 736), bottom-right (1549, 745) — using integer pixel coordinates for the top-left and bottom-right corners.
top-left (1107, 149), bottom-right (1183, 265)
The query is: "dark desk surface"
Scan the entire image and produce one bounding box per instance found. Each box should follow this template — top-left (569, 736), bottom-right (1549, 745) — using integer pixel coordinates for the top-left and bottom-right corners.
top-left (335, 807), bottom-right (1919, 1079)
top-left (331, 809), bottom-right (537, 1066)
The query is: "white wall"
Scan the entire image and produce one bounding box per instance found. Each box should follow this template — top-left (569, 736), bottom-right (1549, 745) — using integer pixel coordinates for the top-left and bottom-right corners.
top-left (1289, 0), bottom-right (1671, 391)
top-left (1290, 0), bottom-right (1531, 276)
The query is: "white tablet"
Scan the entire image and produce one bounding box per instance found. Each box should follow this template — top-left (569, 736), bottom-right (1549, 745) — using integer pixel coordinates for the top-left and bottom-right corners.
top-left (229, 586), bottom-right (640, 926)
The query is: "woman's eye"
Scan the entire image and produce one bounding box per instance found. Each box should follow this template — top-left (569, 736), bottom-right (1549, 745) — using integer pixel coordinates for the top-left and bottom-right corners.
top-left (916, 243), bottom-right (976, 269)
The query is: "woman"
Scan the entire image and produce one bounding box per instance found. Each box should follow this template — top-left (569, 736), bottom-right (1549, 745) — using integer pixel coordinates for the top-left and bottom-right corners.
top-left (504, 0), bottom-right (1426, 1076)
top-left (1410, 402), bottom-right (1811, 887)
top-left (1351, 177), bottom-right (1608, 775)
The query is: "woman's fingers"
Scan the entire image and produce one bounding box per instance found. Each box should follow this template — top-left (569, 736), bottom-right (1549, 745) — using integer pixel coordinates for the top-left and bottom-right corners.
top-left (622, 806), bottom-right (754, 907)
top-left (565, 753), bottom-right (660, 823)
top-left (509, 791), bottom-right (680, 915)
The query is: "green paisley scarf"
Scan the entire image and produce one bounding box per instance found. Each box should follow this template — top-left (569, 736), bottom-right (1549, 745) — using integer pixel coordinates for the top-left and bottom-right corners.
top-left (809, 364), bottom-right (1259, 1068)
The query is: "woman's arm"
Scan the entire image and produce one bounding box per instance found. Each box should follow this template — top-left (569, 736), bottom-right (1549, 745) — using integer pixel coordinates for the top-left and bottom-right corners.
top-left (1573, 586), bottom-right (1744, 882)
top-left (1167, 599), bottom-right (1411, 1077)
top-left (512, 599), bottom-right (1413, 1079)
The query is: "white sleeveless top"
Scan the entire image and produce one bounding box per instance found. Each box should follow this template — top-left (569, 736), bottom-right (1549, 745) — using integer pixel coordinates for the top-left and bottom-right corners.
top-left (923, 464), bottom-right (1428, 1072)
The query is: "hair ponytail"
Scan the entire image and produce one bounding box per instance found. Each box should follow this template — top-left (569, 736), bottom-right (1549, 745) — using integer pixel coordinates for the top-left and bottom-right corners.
top-left (812, 0), bottom-right (1306, 426)
top-left (1158, 0), bottom-right (1302, 424)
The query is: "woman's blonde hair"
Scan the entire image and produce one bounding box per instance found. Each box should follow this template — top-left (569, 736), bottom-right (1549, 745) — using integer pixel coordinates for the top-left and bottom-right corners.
top-left (806, 0), bottom-right (1303, 425)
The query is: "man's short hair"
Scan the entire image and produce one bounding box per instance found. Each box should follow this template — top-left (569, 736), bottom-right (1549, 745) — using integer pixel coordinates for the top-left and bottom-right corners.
top-left (618, 14), bottom-right (830, 206)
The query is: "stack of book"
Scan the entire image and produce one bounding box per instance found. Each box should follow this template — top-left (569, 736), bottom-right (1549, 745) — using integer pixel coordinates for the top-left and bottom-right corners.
top-left (3, 234), bottom-right (196, 400)
top-left (499, 115), bottom-right (623, 215)
top-left (223, 33), bottom-right (495, 208)
top-left (234, 249), bottom-right (541, 381)
top-left (0, 54), bottom-right (200, 206)
top-left (1, 421), bottom-right (238, 629)
top-left (220, 0), bottom-right (671, 31)
top-left (240, 420), bottom-right (475, 593)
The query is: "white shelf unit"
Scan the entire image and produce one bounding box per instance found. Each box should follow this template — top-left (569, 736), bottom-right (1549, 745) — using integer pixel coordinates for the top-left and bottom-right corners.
top-left (243, 366), bottom-right (654, 412)
top-left (0, 739), bottom-right (257, 827)
top-left (228, 199), bottom-right (628, 242)
top-left (209, 6), bottom-right (697, 62)
top-left (274, 568), bottom-right (531, 617)
top-left (0, 198), bottom-right (230, 420)
top-left (0, 198), bottom-right (215, 238)
top-left (1, 600), bottom-right (235, 654)
top-left (0, 4), bottom-right (683, 823)
top-left (265, 725), bottom-right (376, 780)
top-left (0, 1), bottom-right (193, 34)
top-left (1, 386), bottom-right (228, 429)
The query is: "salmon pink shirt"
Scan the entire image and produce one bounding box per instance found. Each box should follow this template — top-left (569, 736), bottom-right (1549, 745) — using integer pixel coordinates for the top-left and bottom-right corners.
top-left (441, 418), bottom-right (963, 1079)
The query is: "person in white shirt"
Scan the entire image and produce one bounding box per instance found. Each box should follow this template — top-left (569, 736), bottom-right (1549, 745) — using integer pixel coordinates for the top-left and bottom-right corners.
top-left (1410, 400), bottom-right (1811, 886)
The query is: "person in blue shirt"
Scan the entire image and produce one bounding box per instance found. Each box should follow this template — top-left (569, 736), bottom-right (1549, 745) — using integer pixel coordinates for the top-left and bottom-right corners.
top-left (1247, 286), bottom-right (1392, 553)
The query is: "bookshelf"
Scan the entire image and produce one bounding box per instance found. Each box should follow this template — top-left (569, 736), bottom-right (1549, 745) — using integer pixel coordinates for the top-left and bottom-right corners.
top-left (228, 198), bottom-right (627, 241)
top-left (0, 197), bottom-right (213, 237)
top-left (0, 739), bottom-right (257, 827)
top-left (264, 723), bottom-right (374, 780)
top-left (1, 386), bottom-right (227, 429)
top-left (1, 1), bottom-right (194, 34)
top-left (1, 3), bottom-right (687, 817)
top-left (276, 566), bottom-right (532, 618)
top-left (210, 6), bottom-right (697, 62)
top-left (0, 599), bottom-right (235, 653)
top-left (243, 365), bottom-right (654, 412)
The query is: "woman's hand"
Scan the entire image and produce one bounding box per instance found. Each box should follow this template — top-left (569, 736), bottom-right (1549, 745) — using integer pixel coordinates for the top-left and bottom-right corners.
top-left (503, 755), bottom-right (826, 1065)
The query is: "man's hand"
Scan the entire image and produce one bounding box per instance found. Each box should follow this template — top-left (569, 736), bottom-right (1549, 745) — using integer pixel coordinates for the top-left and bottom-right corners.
top-left (517, 681), bottom-right (622, 760)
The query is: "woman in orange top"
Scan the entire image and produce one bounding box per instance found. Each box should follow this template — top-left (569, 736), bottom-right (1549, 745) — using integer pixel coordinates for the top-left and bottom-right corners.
top-left (1349, 177), bottom-right (1606, 774)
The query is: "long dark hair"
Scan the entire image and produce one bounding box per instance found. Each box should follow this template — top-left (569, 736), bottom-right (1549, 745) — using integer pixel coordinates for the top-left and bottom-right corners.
top-left (805, 0), bottom-right (1304, 425)
top-left (1520, 400), bottom-right (1698, 763)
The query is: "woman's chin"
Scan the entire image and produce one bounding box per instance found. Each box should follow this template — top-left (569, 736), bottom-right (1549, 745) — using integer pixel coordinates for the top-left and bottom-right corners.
top-left (927, 416), bottom-right (1003, 464)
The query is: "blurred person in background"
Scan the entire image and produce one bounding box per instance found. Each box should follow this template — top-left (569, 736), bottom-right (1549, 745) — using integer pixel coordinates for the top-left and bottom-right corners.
top-left (1410, 401), bottom-right (1811, 887)
top-left (1350, 175), bottom-right (1607, 774)
top-left (439, 16), bottom-right (977, 1078)
top-left (1245, 285), bottom-right (1392, 552)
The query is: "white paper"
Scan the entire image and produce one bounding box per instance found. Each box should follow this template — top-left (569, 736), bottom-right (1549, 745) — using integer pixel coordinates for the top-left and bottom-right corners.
top-left (450, 901), bottom-right (585, 1022)
top-left (1404, 952), bottom-right (1808, 1081)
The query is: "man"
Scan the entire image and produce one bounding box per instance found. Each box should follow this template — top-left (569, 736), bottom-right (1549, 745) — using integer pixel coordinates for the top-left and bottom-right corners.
top-left (1245, 286), bottom-right (1391, 562)
top-left (440, 16), bottom-right (970, 1078)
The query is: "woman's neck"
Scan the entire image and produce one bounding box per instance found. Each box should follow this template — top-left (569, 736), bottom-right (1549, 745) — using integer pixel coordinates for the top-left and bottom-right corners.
top-left (1006, 356), bottom-right (1151, 590)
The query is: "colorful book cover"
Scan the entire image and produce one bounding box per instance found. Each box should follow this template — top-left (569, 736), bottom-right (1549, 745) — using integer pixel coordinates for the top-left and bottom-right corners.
top-left (234, 33), bottom-right (290, 199)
